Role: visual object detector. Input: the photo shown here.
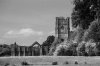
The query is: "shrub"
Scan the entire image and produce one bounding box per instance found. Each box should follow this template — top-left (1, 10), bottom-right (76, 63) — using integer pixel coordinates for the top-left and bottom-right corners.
top-left (21, 61), bottom-right (29, 65)
top-left (64, 61), bottom-right (69, 64)
top-left (85, 40), bottom-right (96, 56)
top-left (75, 61), bottom-right (78, 64)
top-left (68, 43), bottom-right (78, 56)
top-left (76, 42), bottom-right (87, 56)
top-left (95, 42), bottom-right (100, 56)
top-left (53, 44), bottom-right (71, 56)
top-left (52, 61), bottom-right (58, 65)
top-left (84, 62), bottom-right (87, 64)
top-left (4, 63), bottom-right (10, 66)
top-left (53, 41), bottom-right (78, 56)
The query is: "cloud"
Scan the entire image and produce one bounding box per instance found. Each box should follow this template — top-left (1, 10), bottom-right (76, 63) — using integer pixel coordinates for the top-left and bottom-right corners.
top-left (48, 31), bottom-right (55, 36)
top-left (4, 28), bottom-right (43, 38)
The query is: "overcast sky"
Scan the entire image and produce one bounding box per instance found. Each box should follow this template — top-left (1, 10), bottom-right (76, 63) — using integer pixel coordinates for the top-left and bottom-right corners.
top-left (0, 0), bottom-right (73, 46)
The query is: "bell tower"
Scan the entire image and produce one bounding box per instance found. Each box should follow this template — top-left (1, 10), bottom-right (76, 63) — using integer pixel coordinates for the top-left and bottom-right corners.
top-left (55, 17), bottom-right (70, 42)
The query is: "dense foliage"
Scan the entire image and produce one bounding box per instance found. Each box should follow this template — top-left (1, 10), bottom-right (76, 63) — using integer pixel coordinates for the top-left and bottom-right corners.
top-left (72, 0), bottom-right (100, 29)
top-left (83, 20), bottom-right (100, 42)
top-left (42, 35), bottom-right (55, 46)
top-left (42, 35), bottom-right (55, 55)
top-left (0, 44), bottom-right (11, 56)
top-left (54, 42), bottom-right (77, 56)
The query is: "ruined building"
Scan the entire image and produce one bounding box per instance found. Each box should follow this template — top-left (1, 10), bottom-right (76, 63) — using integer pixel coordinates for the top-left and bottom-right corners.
top-left (7, 41), bottom-right (49, 56)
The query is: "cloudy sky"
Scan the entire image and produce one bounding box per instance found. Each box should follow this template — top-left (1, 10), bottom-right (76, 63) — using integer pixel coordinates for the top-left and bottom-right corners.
top-left (0, 0), bottom-right (73, 46)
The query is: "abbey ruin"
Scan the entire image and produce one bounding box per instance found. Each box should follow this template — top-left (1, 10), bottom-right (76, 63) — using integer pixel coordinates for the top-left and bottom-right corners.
top-left (0, 16), bottom-right (71, 56)
top-left (11, 16), bottom-right (71, 56)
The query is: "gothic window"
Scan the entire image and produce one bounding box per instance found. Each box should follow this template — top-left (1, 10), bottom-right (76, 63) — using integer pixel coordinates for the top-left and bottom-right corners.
top-left (61, 25), bottom-right (64, 29)
top-left (60, 25), bottom-right (64, 33)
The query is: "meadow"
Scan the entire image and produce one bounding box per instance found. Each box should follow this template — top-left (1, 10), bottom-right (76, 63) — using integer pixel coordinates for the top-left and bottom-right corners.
top-left (0, 56), bottom-right (100, 66)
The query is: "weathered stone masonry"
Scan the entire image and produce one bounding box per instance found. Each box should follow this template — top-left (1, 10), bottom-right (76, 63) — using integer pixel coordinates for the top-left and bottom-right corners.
top-left (10, 42), bottom-right (49, 56)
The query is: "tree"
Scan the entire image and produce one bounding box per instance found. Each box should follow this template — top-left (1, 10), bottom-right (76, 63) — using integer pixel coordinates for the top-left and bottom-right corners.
top-left (42, 35), bottom-right (55, 55)
top-left (42, 35), bottom-right (55, 46)
top-left (71, 0), bottom-right (99, 29)
top-left (74, 27), bottom-right (84, 43)
top-left (0, 44), bottom-right (11, 56)
top-left (83, 20), bottom-right (100, 42)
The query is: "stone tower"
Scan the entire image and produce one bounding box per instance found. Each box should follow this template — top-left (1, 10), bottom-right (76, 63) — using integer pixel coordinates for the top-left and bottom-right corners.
top-left (55, 17), bottom-right (70, 42)
top-left (49, 17), bottom-right (70, 55)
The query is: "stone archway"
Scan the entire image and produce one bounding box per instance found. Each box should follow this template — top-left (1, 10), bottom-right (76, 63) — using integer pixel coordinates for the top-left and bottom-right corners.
top-left (30, 41), bottom-right (42, 56)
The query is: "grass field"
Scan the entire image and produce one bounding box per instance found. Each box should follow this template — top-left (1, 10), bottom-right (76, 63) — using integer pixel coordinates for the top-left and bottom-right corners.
top-left (0, 56), bottom-right (100, 66)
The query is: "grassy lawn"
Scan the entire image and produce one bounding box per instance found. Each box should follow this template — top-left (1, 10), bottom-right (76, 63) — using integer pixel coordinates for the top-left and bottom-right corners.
top-left (0, 56), bottom-right (100, 66)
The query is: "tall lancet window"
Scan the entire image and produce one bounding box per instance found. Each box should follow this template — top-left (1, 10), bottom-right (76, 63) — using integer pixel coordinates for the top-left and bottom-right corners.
top-left (60, 25), bottom-right (64, 33)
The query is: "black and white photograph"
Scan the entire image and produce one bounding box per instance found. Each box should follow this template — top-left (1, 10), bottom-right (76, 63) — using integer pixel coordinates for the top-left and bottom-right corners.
top-left (0, 0), bottom-right (100, 66)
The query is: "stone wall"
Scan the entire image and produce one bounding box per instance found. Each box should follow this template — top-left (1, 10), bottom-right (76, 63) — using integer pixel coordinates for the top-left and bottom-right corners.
top-left (10, 44), bottom-right (49, 56)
